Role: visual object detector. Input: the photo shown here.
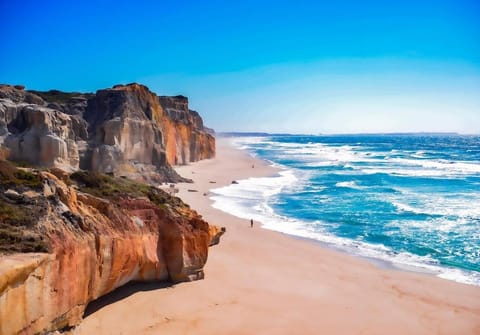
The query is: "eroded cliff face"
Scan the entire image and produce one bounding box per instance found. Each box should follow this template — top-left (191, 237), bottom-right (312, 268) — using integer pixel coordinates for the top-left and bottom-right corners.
top-left (159, 96), bottom-right (216, 165)
top-left (0, 86), bottom-right (88, 171)
top-left (0, 83), bottom-right (215, 182)
top-left (0, 163), bottom-right (224, 335)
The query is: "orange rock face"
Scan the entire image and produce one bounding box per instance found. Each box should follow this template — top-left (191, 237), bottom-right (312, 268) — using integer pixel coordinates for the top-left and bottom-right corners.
top-left (158, 95), bottom-right (216, 165)
top-left (83, 83), bottom-right (216, 180)
top-left (0, 83), bottom-right (215, 183)
top-left (0, 170), bottom-right (222, 335)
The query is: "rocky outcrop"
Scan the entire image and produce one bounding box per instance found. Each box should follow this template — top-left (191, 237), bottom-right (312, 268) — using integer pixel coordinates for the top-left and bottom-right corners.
top-left (0, 88), bottom-right (88, 172)
top-left (1, 104), bottom-right (87, 170)
top-left (159, 96), bottom-right (216, 165)
top-left (209, 225), bottom-right (226, 246)
top-left (0, 83), bottom-right (215, 183)
top-left (0, 162), bottom-right (223, 335)
top-left (0, 83), bottom-right (218, 334)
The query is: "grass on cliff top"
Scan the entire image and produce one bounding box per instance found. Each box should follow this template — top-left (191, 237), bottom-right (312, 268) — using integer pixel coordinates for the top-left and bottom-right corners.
top-left (27, 89), bottom-right (94, 104)
top-left (0, 160), bottom-right (50, 254)
top-left (0, 220), bottom-right (50, 254)
top-left (0, 160), bottom-right (42, 189)
top-left (70, 171), bottom-right (184, 208)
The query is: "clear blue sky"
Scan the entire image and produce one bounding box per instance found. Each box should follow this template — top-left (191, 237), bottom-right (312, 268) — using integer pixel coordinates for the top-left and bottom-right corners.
top-left (1, 0), bottom-right (479, 133)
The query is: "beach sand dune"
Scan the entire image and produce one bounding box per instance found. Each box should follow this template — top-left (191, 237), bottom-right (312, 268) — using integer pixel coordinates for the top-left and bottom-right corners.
top-left (77, 139), bottom-right (480, 335)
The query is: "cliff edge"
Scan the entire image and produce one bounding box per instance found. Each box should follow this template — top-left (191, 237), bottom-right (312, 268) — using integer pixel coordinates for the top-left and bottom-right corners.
top-left (0, 83), bottom-right (215, 183)
top-left (0, 161), bottom-right (224, 335)
top-left (0, 83), bottom-right (219, 334)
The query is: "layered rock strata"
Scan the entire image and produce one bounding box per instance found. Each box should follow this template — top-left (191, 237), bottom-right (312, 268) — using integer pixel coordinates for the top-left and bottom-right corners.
top-left (0, 163), bottom-right (224, 335)
top-left (0, 83), bottom-right (215, 183)
top-left (158, 96), bottom-right (216, 165)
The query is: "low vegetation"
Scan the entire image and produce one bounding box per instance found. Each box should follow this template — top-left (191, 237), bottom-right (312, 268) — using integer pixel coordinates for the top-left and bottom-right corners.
top-left (27, 89), bottom-right (94, 104)
top-left (0, 160), bottom-right (49, 253)
top-left (0, 160), bottom-right (42, 189)
top-left (0, 161), bottom-right (187, 254)
top-left (70, 170), bottom-right (184, 208)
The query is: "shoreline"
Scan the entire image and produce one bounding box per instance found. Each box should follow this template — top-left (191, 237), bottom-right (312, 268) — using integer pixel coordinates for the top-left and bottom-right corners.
top-left (77, 138), bottom-right (480, 335)
top-left (208, 139), bottom-right (479, 286)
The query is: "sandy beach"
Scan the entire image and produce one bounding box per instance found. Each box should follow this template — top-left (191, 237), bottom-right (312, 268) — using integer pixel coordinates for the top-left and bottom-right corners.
top-left (77, 138), bottom-right (480, 335)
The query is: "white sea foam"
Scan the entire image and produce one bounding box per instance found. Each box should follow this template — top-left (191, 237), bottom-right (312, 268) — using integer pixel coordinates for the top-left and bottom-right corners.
top-left (438, 269), bottom-right (480, 285)
top-left (411, 150), bottom-right (426, 158)
top-left (391, 201), bottom-right (422, 214)
top-left (387, 191), bottom-right (480, 218)
top-left (356, 158), bottom-right (480, 177)
top-left (335, 181), bottom-right (363, 189)
top-left (210, 170), bottom-right (298, 222)
top-left (390, 157), bottom-right (480, 175)
top-left (220, 136), bottom-right (480, 286)
top-left (305, 161), bottom-right (339, 167)
top-left (233, 137), bottom-right (480, 178)
top-left (246, 139), bottom-right (375, 166)
top-left (210, 174), bottom-right (480, 286)
top-left (360, 167), bottom-right (467, 178)
top-left (389, 218), bottom-right (478, 238)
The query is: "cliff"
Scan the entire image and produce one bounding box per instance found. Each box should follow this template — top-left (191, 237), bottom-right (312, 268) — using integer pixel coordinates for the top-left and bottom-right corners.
top-left (158, 95), bottom-right (216, 165)
top-left (0, 161), bottom-right (224, 335)
top-left (0, 83), bottom-right (215, 183)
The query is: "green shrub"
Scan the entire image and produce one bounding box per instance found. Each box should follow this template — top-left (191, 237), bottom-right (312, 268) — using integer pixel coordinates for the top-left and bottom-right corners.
top-left (0, 160), bottom-right (42, 188)
top-left (27, 89), bottom-right (93, 104)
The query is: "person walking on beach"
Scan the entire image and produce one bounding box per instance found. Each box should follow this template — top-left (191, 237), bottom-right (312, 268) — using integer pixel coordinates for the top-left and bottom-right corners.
top-left (250, 219), bottom-right (254, 228)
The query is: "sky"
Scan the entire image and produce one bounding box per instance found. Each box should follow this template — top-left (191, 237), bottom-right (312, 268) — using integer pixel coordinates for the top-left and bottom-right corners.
top-left (1, 0), bottom-right (479, 134)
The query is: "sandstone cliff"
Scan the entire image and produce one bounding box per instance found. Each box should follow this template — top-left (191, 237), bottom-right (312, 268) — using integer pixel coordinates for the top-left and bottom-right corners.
top-left (0, 161), bottom-right (224, 335)
top-left (158, 95), bottom-right (216, 165)
top-left (0, 83), bottom-right (215, 183)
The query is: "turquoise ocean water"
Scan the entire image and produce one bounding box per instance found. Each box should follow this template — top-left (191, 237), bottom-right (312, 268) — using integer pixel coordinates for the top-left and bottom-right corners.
top-left (210, 135), bottom-right (480, 285)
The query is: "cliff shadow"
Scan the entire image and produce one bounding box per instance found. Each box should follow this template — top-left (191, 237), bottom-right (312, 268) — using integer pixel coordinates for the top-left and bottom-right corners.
top-left (83, 280), bottom-right (173, 318)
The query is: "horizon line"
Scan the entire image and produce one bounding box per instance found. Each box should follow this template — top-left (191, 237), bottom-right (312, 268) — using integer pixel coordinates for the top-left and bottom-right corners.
top-left (216, 131), bottom-right (480, 136)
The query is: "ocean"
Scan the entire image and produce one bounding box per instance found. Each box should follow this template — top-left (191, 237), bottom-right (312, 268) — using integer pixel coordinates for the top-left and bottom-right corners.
top-left (210, 135), bottom-right (480, 286)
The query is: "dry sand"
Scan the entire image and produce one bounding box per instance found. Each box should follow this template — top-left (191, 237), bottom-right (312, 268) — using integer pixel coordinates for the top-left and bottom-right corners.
top-left (77, 138), bottom-right (480, 335)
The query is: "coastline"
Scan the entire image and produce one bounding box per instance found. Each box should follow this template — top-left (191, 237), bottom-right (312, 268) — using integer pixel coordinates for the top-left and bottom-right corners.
top-left (77, 138), bottom-right (480, 335)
